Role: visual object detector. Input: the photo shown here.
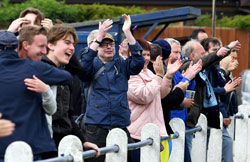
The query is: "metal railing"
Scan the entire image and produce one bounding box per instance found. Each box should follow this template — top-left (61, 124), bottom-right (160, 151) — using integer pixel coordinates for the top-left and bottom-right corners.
top-left (34, 126), bottom-right (201, 162)
top-left (234, 114), bottom-right (250, 119)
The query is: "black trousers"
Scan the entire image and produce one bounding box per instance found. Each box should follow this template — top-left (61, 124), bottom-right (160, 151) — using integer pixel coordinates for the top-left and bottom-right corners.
top-left (83, 124), bottom-right (134, 162)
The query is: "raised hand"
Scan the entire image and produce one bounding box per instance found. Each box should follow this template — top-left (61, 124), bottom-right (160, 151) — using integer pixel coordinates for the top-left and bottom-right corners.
top-left (224, 77), bottom-right (241, 93)
top-left (119, 39), bottom-right (130, 59)
top-left (7, 18), bottom-right (30, 32)
top-left (227, 59), bottom-right (239, 72)
top-left (0, 113), bottom-right (15, 138)
top-left (24, 75), bottom-right (49, 93)
top-left (220, 55), bottom-right (232, 71)
top-left (97, 19), bottom-right (113, 41)
top-left (217, 47), bottom-right (230, 57)
top-left (166, 57), bottom-right (182, 77)
top-left (224, 80), bottom-right (237, 93)
top-left (183, 60), bottom-right (202, 80)
top-left (217, 40), bottom-right (241, 57)
top-left (41, 18), bottom-right (53, 30)
top-left (228, 40), bottom-right (241, 51)
top-left (233, 77), bottom-right (242, 88)
top-left (153, 56), bottom-right (164, 77)
top-left (122, 14), bottom-right (131, 32)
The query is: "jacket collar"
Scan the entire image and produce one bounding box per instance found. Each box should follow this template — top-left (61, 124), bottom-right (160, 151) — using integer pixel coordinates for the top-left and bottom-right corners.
top-left (0, 49), bottom-right (19, 59)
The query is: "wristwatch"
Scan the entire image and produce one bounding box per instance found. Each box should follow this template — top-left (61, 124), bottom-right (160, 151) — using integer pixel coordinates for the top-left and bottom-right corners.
top-left (93, 39), bottom-right (101, 45)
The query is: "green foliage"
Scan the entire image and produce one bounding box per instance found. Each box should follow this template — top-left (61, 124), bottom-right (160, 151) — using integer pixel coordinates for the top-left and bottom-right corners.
top-left (75, 3), bottom-right (144, 21)
top-left (195, 14), bottom-right (250, 30)
top-left (0, 0), bottom-right (146, 28)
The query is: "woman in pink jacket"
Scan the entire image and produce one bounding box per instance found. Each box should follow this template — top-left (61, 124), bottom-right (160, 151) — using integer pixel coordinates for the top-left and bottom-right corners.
top-left (127, 39), bottom-right (183, 140)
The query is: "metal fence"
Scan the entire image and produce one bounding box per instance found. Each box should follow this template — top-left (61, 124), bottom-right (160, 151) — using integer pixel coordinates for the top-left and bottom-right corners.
top-left (4, 104), bottom-right (250, 162)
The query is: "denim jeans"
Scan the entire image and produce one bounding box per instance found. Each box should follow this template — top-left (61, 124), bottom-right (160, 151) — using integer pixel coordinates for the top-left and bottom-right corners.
top-left (222, 127), bottom-right (233, 162)
top-left (184, 127), bottom-right (194, 162)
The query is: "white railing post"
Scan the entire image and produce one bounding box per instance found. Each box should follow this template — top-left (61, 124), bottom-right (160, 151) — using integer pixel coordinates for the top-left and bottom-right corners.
top-left (141, 123), bottom-right (160, 162)
top-left (106, 128), bottom-right (127, 162)
top-left (168, 118), bottom-right (185, 162)
top-left (207, 113), bottom-right (223, 162)
top-left (58, 135), bottom-right (83, 162)
top-left (234, 105), bottom-right (249, 162)
top-left (192, 114), bottom-right (207, 162)
top-left (227, 116), bottom-right (235, 140)
top-left (247, 105), bottom-right (250, 162)
top-left (5, 141), bottom-right (33, 162)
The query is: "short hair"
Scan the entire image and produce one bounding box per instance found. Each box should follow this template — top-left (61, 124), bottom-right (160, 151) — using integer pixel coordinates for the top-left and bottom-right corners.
top-left (48, 24), bottom-right (78, 46)
top-left (200, 37), bottom-right (221, 52)
top-left (136, 38), bottom-right (151, 51)
top-left (165, 38), bottom-right (181, 46)
top-left (189, 29), bottom-right (206, 40)
top-left (150, 44), bottom-right (162, 61)
top-left (18, 25), bottom-right (47, 50)
top-left (182, 40), bottom-right (200, 58)
top-left (19, 8), bottom-right (45, 26)
top-left (87, 30), bottom-right (98, 46)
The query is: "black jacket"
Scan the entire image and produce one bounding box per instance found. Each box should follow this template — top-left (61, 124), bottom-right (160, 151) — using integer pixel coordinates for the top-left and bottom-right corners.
top-left (161, 87), bottom-right (185, 133)
top-left (42, 55), bottom-right (86, 145)
top-left (180, 51), bottom-right (227, 128)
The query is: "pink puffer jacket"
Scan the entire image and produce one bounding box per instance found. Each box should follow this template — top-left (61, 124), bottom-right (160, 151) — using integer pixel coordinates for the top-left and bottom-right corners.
top-left (127, 68), bottom-right (171, 140)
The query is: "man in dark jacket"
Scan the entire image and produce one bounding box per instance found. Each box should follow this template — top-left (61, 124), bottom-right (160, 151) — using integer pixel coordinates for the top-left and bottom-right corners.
top-left (0, 30), bottom-right (72, 161)
top-left (202, 37), bottom-right (241, 162)
top-left (80, 15), bottom-right (145, 162)
top-left (41, 24), bottom-right (100, 156)
top-left (180, 39), bottom-right (241, 162)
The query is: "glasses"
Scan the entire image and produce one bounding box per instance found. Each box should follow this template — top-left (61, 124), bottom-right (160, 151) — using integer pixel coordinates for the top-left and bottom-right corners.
top-left (100, 42), bottom-right (115, 48)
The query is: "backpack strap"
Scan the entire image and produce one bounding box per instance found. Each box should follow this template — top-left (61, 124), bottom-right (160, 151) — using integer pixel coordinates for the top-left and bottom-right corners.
top-left (75, 65), bottom-right (106, 128)
top-left (87, 66), bottom-right (106, 99)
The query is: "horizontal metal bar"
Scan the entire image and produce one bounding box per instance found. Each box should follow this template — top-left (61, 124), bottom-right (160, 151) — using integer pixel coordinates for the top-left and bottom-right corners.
top-left (35, 130), bottom-right (192, 161)
top-left (161, 132), bottom-right (179, 141)
top-left (235, 114), bottom-right (244, 119)
top-left (83, 145), bottom-right (119, 159)
top-left (185, 126), bottom-right (202, 135)
top-left (234, 114), bottom-right (250, 119)
top-left (35, 155), bottom-right (74, 162)
top-left (128, 138), bottom-right (153, 151)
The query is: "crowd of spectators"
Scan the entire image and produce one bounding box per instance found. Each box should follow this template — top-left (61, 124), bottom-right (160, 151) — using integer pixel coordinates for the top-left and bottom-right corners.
top-left (0, 7), bottom-right (242, 162)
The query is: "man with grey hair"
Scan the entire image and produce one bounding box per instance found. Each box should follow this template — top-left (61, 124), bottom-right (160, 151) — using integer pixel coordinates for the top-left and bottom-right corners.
top-left (165, 38), bottom-right (182, 63)
top-left (179, 39), bottom-right (241, 162)
top-left (87, 29), bottom-right (99, 46)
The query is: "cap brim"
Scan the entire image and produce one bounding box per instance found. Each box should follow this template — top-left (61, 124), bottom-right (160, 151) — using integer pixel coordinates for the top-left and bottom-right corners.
top-left (102, 38), bottom-right (114, 42)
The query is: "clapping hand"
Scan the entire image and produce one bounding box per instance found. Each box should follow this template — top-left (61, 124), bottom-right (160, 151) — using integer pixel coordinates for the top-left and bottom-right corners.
top-left (98, 19), bottom-right (113, 40)
top-left (153, 56), bottom-right (164, 77)
top-left (122, 14), bottom-right (131, 33)
top-left (166, 57), bottom-right (182, 77)
top-left (183, 60), bottom-right (202, 80)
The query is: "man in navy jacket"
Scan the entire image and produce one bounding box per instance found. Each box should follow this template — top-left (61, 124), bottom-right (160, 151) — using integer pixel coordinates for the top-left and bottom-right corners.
top-left (80, 15), bottom-right (145, 162)
top-left (0, 30), bottom-right (72, 160)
